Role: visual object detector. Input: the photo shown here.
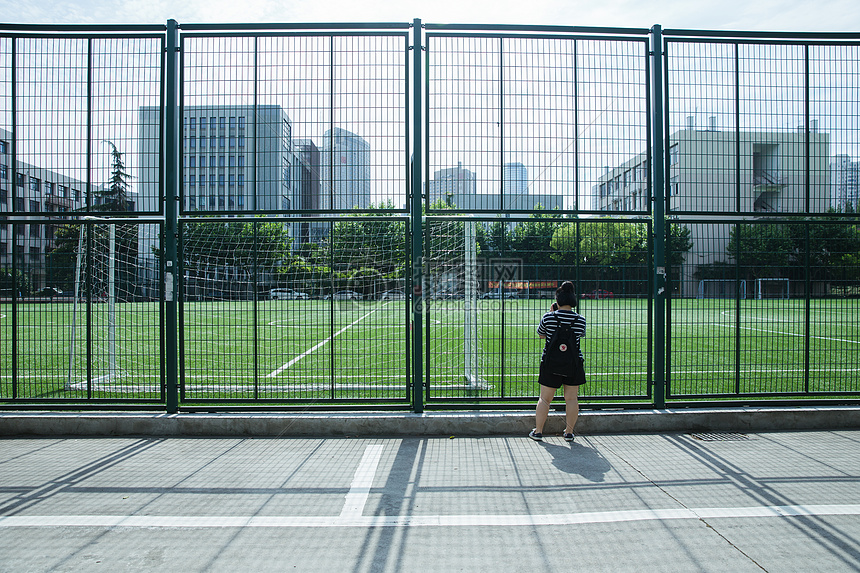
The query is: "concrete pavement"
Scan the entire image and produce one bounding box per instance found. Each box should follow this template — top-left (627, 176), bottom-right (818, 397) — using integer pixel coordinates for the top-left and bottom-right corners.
top-left (1, 428), bottom-right (859, 572)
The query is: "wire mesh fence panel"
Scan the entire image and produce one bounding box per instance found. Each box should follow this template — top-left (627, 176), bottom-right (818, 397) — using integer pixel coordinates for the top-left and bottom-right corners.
top-left (179, 217), bottom-right (409, 403)
top-left (1, 220), bottom-right (162, 401)
top-left (807, 221), bottom-right (860, 393)
top-left (424, 217), bottom-right (650, 402)
top-left (426, 34), bottom-right (648, 215)
top-left (810, 44), bottom-right (860, 215)
top-left (180, 33), bottom-right (408, 216)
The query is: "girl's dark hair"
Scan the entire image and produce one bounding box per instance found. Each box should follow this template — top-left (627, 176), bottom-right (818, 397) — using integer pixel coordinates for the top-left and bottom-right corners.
top-left (555, 281), bottom-right (578, 309)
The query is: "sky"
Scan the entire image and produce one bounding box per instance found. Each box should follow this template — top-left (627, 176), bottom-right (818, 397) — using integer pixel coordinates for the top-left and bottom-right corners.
top-left (3, 0), bottom-right (860, 32)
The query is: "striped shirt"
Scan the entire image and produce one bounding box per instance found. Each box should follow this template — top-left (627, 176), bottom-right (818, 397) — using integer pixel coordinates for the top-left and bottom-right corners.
top-left (537, 309), bottom-right (586, 362)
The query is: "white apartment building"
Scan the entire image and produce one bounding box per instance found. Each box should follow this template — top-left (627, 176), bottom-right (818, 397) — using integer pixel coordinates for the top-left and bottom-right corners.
top-left (594, 125), bottom-right (831, 297)
top-left (0, 128), bottom-right (89, 291)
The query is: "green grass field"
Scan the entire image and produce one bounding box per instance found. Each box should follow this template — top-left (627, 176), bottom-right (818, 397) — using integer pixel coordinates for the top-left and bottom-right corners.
top-left (1, 297), bottom-right (858, 403)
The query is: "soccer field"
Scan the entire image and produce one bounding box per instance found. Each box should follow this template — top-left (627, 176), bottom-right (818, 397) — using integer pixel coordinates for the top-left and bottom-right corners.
top-left (1, 297), bottom-right (858, 403)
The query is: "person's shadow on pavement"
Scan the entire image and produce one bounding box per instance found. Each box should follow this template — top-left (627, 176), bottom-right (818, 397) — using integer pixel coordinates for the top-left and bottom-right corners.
top-left (539, 440), bottom-right (611, 482)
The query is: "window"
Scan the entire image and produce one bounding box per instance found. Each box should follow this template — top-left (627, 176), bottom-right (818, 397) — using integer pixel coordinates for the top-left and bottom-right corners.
top-left (190, 137), bottom-right (196, 149)
top-left (29, 200), bottom-right (39, 212)
top-left (238, 156), bottom-right (245, 168)
top-left (189, 175), bottom-right (196, 188)
top-left (210, 156), bottom-right (216, 169)
top-left (209, 195), bottom-right (216, 207)
top-left (189, 117), bottom-right (196, 130)
top-left (219, 117), bottom-right (226, 130)
top-left (29, 246), bottom-right (40, 261)
top-left (229, 174), bottom-right (235, 187)
top-left (45, 225), bottom-right (55, 240)
top-left (229, 117), bottom-right (236, 130)
top-left (237, 194), bottom-right (244, 207)
top-left (218, 195), bottom-right (225, 208)
top-left (189, 156), bottom-right (196, 168)
top-left (238, 136), bottom-right (245, 148)
top-left (44, 181), bottom-right (53, 195)
top-left (238, 174), bottom-right (245, 187)
top-left (219, 156), bottom-right (225, 168)
top-left (229, 156), bottom-right (235, 167)
top-left (17, 173), bottom-right (25, 187)
top-left (210, 136), bottom-right (217, 149)
top-left (0, 140), bottom-right (6, 154)
top-left (209, 175), bottom-right (216, 190)
top-left (219, 136), bottom-right (225, 148)
top-left (219, 174), bottom-right (225, 187)
top-left (670, 145), bottom-right (679, 166)
top-left (229, 136), bottom-right (236, 148)
top-left (30, 224), bottom-right (40, 237)
top-left (0, 164), bottom-right (7, 179)
top-left (238, 116), bottom-right (245, 129)
top-left (189, 195), bottom-right (196, 209)
top-left (29, 177), bottom-right (39, 191)
top-left (210, 117), bottom-right (217, 131)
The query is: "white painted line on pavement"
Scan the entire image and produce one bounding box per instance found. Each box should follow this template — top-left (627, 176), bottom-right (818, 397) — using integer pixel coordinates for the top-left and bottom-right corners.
top-left (2, 504), bottom-right (859, 529)
top-left (340, 444), bottom-right (385, 518)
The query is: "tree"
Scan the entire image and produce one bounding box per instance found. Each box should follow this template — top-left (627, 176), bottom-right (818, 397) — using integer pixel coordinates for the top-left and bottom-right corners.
top-left (98, 140), bottom-right (132, 211)
top-left (726, 223), bottom-right (793, 279)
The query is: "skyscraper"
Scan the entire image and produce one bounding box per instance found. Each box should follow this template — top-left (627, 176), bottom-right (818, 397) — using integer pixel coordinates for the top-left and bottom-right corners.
top-left (321, 128), bottom-right (371, 210)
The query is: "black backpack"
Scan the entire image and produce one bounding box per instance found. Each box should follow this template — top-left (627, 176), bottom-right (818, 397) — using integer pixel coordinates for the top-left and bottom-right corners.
top-left (541, 312), bottom-right (582, 377)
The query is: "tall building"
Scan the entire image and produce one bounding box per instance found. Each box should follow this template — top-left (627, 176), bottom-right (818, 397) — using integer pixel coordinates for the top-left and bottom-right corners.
top-left (429, 161), bottom-right (563, 211)
top-left (137, 104), bottom-right (295, 268)
top-left (0, 128), bottom-right (88, 291)
top-left (321, 128), bottom-right (371, 210)
top-left (294, 138), bottom-right (326, 244)
top-left (833, 154), bottom-right (859, 212)
top-left (428, 162), bottom-right (477, 206)
top-left (594, 124), bottom-right (831, 296)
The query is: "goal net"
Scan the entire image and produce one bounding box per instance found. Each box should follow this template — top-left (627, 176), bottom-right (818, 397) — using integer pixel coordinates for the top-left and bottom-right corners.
top-left (697, 279), bottom-right (747, 300)
top-left (425, 217), bottom-right (486, 389)
top-left (66, 221), bottom-right (148, 391)
top-left (756, 278), bottom-right (790, 300)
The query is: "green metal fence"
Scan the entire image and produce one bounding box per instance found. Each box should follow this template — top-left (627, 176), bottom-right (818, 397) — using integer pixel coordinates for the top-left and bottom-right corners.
top-left (1, 22), bottom-right (858, 411)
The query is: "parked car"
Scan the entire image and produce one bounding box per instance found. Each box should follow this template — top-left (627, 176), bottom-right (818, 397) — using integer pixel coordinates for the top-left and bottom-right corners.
top-left (332, 290), bottom-right (361, 301)
top-left (269, 288), bottom-right (309, 300)
top-left (380, 289), bottom-right (406, 300)
top-left (480, 290), bottom-right (520, 299)
top-left (581, 289), bottom-right (614, 300)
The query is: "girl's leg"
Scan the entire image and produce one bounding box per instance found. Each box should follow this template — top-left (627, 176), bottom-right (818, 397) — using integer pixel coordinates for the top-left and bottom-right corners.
top-left (562, 384), bottom-right (580, 434)
top-left (535, 384), bottom-right (557, 433)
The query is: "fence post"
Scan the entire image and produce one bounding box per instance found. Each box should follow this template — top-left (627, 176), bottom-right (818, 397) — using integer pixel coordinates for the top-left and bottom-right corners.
top-left (164, 19), bottom-right (180, 413)
top-left (411, 18), bottom-right (424, 413)
top-left (650, 25), bottom-right (667, 408)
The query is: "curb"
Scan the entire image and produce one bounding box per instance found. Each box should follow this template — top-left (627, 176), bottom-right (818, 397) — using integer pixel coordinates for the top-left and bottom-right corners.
top-left (1, 406), bottom-right (859, 437)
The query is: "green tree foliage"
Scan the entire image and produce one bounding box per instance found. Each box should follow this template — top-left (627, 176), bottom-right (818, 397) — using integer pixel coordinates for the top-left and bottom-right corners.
top-left (726, 223), bottom-right (793, 279)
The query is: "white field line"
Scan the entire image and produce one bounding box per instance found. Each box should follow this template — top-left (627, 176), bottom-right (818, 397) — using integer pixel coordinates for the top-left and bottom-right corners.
top-left (340, 445), bottom-right (385, 518)
top-left (266, 306), bottom-right (382, 378)
top-left (715, 322), bottom-right (860, 345)
top-left (2, 504), bottom-right (859, 529)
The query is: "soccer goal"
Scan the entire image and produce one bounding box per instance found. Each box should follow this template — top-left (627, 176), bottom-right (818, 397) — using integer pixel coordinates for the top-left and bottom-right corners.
top-left (756, 277), bottom-right (790, 300)
top-left (66, 221), bottom-right (140, 390)
top-left (697, 279), bottom-right (747, 300)
top-left (425, 217), bottom-right (486, 389)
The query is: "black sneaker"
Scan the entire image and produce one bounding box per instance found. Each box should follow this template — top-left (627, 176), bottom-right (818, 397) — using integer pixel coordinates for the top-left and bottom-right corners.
top-left (528, 429), bottom-right (543, 441)
top-left (563, 432), bottom-right (575, 442)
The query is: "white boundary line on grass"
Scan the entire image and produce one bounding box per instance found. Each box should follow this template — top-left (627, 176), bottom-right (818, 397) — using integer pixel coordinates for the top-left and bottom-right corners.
top-left (266, 306), bottom-right (383, 378)
top-left (2, 504), bottom-right (859, 529)
top-left (715, 322), bottom-right (860, 345)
